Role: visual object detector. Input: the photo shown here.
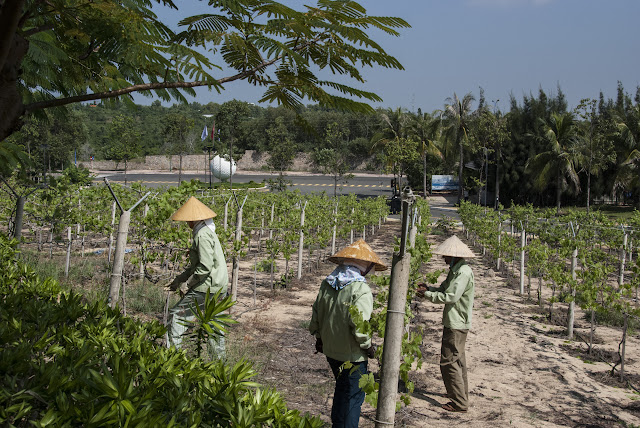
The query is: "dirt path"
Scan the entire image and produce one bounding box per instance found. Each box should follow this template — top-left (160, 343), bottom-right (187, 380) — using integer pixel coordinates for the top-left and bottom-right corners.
top-left (228, 209), bottom-right (640, 427)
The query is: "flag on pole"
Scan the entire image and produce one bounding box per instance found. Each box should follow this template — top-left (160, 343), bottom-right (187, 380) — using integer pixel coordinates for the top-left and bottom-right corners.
top-left (211, 121), bottom-right (216, 141)
top-left (201, 124), bottom-right (208, 141)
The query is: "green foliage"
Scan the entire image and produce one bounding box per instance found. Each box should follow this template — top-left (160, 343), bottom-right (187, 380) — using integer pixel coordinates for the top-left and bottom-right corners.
top-left (433, 215), bottom-right (456, 235)
top-left (266, 117), bottom-right (297, 173)
top-left (0, 233), bottom-right (322, 427)
top-left (61, 164), bottom-right (94, 186)
top-left (460, 199), bottom-right (640, 344)
top-left (104, 115), bottom-right (141, 167)
top-left (311, 122), bottom-right (355, 197)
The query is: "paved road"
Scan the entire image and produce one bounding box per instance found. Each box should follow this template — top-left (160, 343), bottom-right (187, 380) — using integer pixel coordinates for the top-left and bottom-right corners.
top-left (93, 171), bottom-right (461, 221)
top-left (93, 171), bottom-right (394, 198)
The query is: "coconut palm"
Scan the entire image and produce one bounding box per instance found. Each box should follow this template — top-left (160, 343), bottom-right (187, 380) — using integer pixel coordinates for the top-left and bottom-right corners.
top-left (614, 105), bottom-right (640, 207)
top-left (370, 107), bottom-right (412, 191)
top-left (573, 98), bottom-right (615, 212)
top-left (443, 93), bottom-right (475, 203)
top-left (526, 112), bottom-right (580, 214)
top-left (410, 110), bottom-right (443, 197)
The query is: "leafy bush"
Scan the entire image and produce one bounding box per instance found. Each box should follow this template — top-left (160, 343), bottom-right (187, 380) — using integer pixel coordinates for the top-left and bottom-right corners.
top-left (61, 164), bottom-right (94, 186)
top-left (0, 234), bottom-right (322, 427)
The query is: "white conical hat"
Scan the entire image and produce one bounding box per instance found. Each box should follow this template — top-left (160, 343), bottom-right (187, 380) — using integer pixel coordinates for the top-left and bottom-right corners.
top-left (328, 239), bottom-right (388, 271)
top-left (170, 197), bottom-right (217, 221)
top-left (432, 235), bottom-right (476, 258)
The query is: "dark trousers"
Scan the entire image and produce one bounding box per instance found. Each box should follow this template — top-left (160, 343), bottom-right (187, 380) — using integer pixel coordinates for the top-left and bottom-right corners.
top-left (440, 327), bottom-right (469, 411)
top-left (327, 357), bottom-right (368, 428)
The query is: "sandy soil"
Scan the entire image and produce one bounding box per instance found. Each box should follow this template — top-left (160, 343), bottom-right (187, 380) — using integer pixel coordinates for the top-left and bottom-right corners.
top-left (226, 198), bottom-right (640, 428)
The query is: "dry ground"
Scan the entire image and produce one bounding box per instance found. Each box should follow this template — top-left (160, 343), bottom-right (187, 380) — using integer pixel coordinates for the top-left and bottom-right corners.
top-left (228, 216), bottom-right (640, 428)
top-left (16, 195), bottom-right (640, 427)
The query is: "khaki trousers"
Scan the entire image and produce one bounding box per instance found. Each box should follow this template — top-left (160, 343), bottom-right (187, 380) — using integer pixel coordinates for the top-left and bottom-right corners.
top-left (440, 327), bottom-right (469, 411)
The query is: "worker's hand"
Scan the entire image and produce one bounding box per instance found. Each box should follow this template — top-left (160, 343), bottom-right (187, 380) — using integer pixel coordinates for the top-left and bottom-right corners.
top-left (366, 345), bottom-right (376, 359)
top-left (416, 283), bottom-right (428, 297)
top-left (314, 338), bottom-right (323, 354)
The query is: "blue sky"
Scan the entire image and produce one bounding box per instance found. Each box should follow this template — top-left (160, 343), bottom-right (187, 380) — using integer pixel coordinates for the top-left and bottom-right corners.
top-left (147, 0), bottom-right (640, 113)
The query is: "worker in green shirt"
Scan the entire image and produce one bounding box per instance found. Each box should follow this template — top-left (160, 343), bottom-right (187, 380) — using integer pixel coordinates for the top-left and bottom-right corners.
top-left (418, 235), bottom-right (475, 413)
top-left (165, 196), bottom-right (229, 357)
top-left (309, 239), bottom-right (387, 428)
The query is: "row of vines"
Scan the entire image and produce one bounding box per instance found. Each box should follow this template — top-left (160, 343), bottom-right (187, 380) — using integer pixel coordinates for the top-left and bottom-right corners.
top-left (1, 174), bottom-right (436, 425)
top-left (458, 200), bottom-right (640, 382)
top-left (1, 176), bottom-right (390, 308)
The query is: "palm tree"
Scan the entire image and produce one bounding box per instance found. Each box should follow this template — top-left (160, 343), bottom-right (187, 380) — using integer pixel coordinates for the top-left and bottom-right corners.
top-left (443, 93), bottom-right (475, 203)
top-left (614, 105), bottom-right (640, 207)
top-left (526, 112), bottom-right (580, 215)
top-left (574, 98), bottom-right (615, 212)
top-left (410, 110), bottom-right (443, 197)
top-left (370, 107), bottom-right (411, 192)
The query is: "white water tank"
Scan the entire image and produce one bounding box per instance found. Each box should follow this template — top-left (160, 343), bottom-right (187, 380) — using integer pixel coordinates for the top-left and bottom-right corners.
top-left (210, 155), bottom-right (237, 180)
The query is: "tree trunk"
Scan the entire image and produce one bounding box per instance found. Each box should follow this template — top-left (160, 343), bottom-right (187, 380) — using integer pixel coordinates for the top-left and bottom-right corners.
top-left (494, 147), bottom-right (500, 209)
top-left (458, 140), bottom-right (464, 203)
top-left (0, 0), bottom-right (28, 142)
top-left (422, 152), bottom-right (428, 197)
top-left (375, 201), bottom-right (413, 428)
top-left (586, 171), bottom-right (591, 213)
top-left (556, 173), bottom-right (562, 215)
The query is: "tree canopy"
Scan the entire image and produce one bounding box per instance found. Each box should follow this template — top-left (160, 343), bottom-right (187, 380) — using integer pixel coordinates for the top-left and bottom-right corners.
top-left (1, 0), bottom-right (410, 144)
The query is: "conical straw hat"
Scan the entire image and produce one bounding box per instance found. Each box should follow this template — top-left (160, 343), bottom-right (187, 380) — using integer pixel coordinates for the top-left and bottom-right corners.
top-left (328, 239), bottom-right (388, 271)
top-left (170, 196), bottom-right (217, 221)
top-left (432, 235), bottom-right (476, 258)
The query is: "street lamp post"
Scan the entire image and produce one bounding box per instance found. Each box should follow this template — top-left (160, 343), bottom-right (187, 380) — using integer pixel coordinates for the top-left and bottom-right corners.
top-left (203, 114), bottom-right (215, 189)
top-left (39, 144), bottom-right (49, 185)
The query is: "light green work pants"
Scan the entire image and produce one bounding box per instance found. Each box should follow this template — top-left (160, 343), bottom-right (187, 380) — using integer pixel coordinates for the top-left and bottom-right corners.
top-left (165, 289), bottom-right (225, 358)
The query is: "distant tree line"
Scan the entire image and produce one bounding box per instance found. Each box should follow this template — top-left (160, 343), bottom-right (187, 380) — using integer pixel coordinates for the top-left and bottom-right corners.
top-left (5, 82), bottom-right (640, 210)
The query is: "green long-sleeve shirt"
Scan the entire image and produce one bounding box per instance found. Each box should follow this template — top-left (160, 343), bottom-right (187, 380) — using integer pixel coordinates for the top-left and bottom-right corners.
top-left (309, 280), bottom-right (373, 362)
top-left (172, 223), bottom-right (228, 295)
top-left (424, 259), bottom-right (474, 330)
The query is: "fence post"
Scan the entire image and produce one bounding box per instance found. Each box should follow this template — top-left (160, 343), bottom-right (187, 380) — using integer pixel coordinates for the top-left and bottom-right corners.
top-left (375, 190), bottom-right (415, 428)
top-left (520, 223), bottom-right (525, 295)
top-left (297, 201), bottom-right (307, 280)
top-left (108, 201), bottom-right (116, 263)
top-left (331, 202), bottom-right (338, 255)
top-left (105, 178), bottom-right (150, 309)
top-left (350, 208), bottom-right (354, 244)
top-left (231, 195), bottom-right (248, 303)
top-left (224, 197), bottom-right (231, 231)
top-left (619, 229), bottom-right (628, 287)
top-left (497, 215), bottom-right (502, 271)
top-left (65, 227), bottom-right (72, 277)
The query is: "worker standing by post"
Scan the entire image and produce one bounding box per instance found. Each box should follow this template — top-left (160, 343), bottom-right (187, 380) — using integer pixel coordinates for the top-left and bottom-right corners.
top-left (165, 196), bottom-right (229, 357)
top-left (417, 235), bottom-right (475, 412)
top-left (309, 239), bottom-right (387, 427)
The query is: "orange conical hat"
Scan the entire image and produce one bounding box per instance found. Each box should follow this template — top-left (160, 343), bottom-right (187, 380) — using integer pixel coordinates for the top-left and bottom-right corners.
top-left (328, 239), bottom-right (388, 271)
top-left (170, 196), bottom-right (217, 221)
top-left (432, 235), bottom-right (476, 258)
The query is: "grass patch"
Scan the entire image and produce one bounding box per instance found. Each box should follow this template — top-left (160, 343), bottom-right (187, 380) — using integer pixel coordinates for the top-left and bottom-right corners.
top-left (559, 204), bottom-right (638, 221)
top-left (123, 279), bottom-right (168, 314)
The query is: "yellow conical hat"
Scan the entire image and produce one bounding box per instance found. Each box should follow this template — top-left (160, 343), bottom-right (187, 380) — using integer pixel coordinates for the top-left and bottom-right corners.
top-left (432, 235), bottom-right (476, 258)
top-left (328, 239), bottom-right (388, 271)
top-left (170, 196), bottom-right (217, 221)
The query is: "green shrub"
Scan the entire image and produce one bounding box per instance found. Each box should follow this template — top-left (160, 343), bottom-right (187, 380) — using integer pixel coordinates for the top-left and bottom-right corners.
top-left (0, 233), bottom-right (322, 427)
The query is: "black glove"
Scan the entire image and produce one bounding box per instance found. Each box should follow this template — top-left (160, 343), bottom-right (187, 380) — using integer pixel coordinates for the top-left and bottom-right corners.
top-left (366, 345), bottom-right (376, 359)
top-left (315, 338), bottom-right (323, 354)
